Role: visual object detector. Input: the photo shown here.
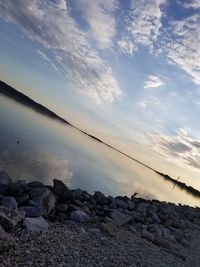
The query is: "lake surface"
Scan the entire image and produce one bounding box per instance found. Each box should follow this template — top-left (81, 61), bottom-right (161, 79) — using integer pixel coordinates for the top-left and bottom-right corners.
top-left (0, 93), bottom-right (199, 207)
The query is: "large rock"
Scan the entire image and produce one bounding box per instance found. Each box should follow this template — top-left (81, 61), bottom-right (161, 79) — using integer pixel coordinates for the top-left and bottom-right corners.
top-left (0, 196), bottom-right (17, 210)
top-left (9, 180), bottom-right (28, 197)
top-left (24, 217), bottom-right (49, 233)
top-left (136, 202), bottom-right (149, 217)
top-left (0, 206), bottom-right (25, 231)
top-left (115, 198), bottom-right (128, 209)
top-left (109, 210), bottom-right (132, 226)
top-left (93, 191), bottom-right (109, 206)
top-left (29, 187), bottom-right (56, 217)
top-left (53, 179), bottom-right (74, 201)
top-left (0, 225), bottom-right (15, 252)
top-left (71, 210), bottom-right (91, 223)
top-left (19, 206), bottom-right (42, 217)
top-left (0, 171), bottom-right (11, 195)
top-left (27, 181), bottom-right (46, 188)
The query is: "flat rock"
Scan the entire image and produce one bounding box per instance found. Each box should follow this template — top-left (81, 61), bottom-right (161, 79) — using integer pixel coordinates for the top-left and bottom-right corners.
top-left (53, 179), bottom-right (74, 201)
top-left (109, 210), bottom-right (132, 226)
top-left (70, 210), bottom-right (91, 223)
top-left (24, 216), bottom-right (49, 233)
top-left (0, 206), bottom-right (25, 231)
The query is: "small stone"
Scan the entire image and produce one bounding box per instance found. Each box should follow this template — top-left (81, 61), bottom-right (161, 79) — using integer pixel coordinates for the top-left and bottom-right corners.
top-left (70, 210), bottom-right (91, 223)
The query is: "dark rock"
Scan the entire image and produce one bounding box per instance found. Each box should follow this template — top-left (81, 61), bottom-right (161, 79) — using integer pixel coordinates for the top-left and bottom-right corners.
top-left (19, 206), bottom-right (42, 217)
top-left (100, 222), bottom-right (121, 237)
top-left (109, 210), bottom-right (132, 226)
top-left (68, 204), bottom-right (80, 212)
top-left (24, 216), bottom-right (49, 233)
top-left (127, 200), bottom-right (135, 210)
top-left (71, 189), bottom-right (84, 199)
top-left (0, 225), bottom-right (15, 252)
top-left (115, 198), bottom-right (128, 209)
top-left (94, 191), bottom-right (109, 206)
top-left (29, 188), bottom-right (56, 217)
top-left (9, 180), bottom-right (28, 198)
top-left (0, 171), bottom-right (11, 195)
top-left (107, 196), bottom-right (116, 209)
top-left (141, 229), bottom-right (154, 241)
top-left (136, 202), bottom-right (149, 217)
top-left (27, 181), bottom-right (46, 188)
top-left (53, 179), bottom-right (74, 201)
top-left (88, 228), bottom-right (102, 237)
top-left (56, 203), bottom-right (68, 212)
top-left (0, 206), bottom-right (25, 231)
top-left (0, 196), bottom-right (17, 210)
top-left (70, 210), bottom-right (91, 223)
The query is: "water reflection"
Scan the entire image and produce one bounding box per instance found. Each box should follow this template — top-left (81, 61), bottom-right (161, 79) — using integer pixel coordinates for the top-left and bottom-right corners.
top-left (0, 94), bottom-right (200, 207)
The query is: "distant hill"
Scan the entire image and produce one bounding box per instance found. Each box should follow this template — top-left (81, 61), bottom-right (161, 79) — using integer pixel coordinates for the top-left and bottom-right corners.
top-left (0, 80), bottom-right (72, 126)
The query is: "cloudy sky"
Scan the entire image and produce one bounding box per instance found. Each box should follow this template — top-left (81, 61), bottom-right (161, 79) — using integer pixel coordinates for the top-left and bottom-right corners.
top-left (0, 0), bottom-right (200, 188)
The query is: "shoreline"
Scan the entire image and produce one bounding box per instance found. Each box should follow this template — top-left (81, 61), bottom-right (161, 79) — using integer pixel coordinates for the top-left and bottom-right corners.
top-left (1, 171), bottom-right (200, 266)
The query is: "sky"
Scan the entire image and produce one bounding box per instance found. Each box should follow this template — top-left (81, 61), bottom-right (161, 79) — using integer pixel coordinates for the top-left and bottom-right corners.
top-left (0, 0), bottom-right (200, 188)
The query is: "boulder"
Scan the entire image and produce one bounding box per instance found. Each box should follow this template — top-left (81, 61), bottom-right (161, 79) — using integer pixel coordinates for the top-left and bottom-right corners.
top-left (0, 196), bottom-right (17, 210)
top-left (93, 191), bottom-right (109, 206)
top-left (109, 210), bottom-right (132, 226)
top-left (24, 217), bottom-right (49, 233)
top-left (19, 206), bottom-right (42, 217)
top-left (115, 198), bottom-right (128, 209)
top-left (9, 180), bottom-right (28, 197)
top-left (0, 171), bottom-right (11, 195)
top-left (127, 200), bottom-right (135, 210)
top-left (0, 206), bottom-right (25, 231)
top-left (53, 179), bottom-right (74, 201)
top-left (0, 225), bottom-right (15, 252)
top-left (29, 188), bottom-right (56, 217)
top-left (70, 210), bottom-right (91, 223)
top-left (56, 203), bottom-right (68, 212)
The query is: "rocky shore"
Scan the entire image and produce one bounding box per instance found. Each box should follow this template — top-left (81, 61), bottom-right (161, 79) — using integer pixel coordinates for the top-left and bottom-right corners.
top-left (0, 170), bottom-right (200, 266)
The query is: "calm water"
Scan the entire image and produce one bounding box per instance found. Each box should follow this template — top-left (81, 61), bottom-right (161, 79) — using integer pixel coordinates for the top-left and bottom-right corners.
top-left (0, 94), bottom-right (199, 207)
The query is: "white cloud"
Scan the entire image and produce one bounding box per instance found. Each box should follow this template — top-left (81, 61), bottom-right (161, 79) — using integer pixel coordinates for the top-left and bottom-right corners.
top-left (150, 129), bottom-right (200, 169)
top-left (76, 0), bottom-right (117, 49)
top-left (118, 0), bottom-right (166, 54)
top-left (144, 75), bottom-right (165, 89)
top-left (137, 100), bottom-right (147, 108)
top-left (183, 0), bottom-right (200, 9)
top-left (164, 14), bottom-right (200, 85)
top-left (118, 37), bottom-right (137, 56)
top-left (36, 49), bottom-right (51, 62)
top-left (0, 0), bottom-right (121, 103)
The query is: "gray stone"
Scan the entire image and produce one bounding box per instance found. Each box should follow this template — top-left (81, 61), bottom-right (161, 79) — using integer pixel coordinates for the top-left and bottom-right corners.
top-left (1, 196), bottom-right (17, 210)
top-left (29, 188), bottom-right (56, 217)
top-left (71, 210), bottom-right (91, 223)
top-left (0, 206), bottom-right (25, 231)
top-left (115, 198), bottom-right (128, 209)
top-left (24, 216), bottom-right (49, 233)
top-left (94, 191), bottom-right (109, 206)
top-left (9, 180), bottom-right (28, 197)
top-left (127, 200), bottom-right (135, 210)
top-left (0, 171), bottom-right (11, 195)
top-left (109, 210), bottom-right (132, 226)
top-left (56, 203), bottom-right (68, 212)
top-left (136, 202), bottom-right (149, 216)
top-left (0, 225), bottom-right (15, 252)
top-left (53, 179), bottom-right (74, 201)
top-left (19, 206), bottom-right (42, 217)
